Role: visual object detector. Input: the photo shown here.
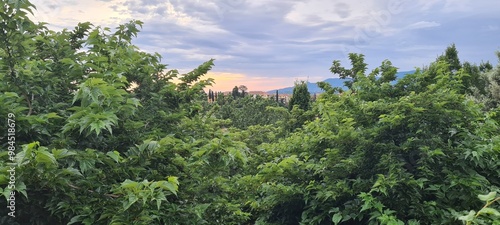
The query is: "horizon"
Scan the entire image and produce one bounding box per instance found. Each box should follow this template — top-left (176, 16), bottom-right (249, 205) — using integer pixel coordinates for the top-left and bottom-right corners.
top-left (208, 69), bottom-right (415, 93)
top-left (30, 0), bottom-right (500, 91)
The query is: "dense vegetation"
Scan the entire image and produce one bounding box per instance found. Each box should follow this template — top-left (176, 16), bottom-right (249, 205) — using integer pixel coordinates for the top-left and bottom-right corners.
top-left (1, 1), bottom-right (499, 224)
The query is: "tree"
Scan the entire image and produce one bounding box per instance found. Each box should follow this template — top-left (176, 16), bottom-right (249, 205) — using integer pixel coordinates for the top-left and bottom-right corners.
top-left (208, 89), bottom-right (215, 102)
top-left (470, 51), bottom-right (500, 111)
top-left (238, 85), bottom-right (248, 97)
top-left (245, 51), bottom-right (500, 225)
top-left (438, 43), bottom-right (461, 72)
top-left (1, 2), bottom-right (499, 224)
top-left (211, 94), bottom-right (286, 129)
top-left (288, 80), bottom-right (310, 111)
top-left (0, 1), bottom-right (246, 224)
top-left (232, 86), bottom-right (239, 98)
top-left (330, 53), bottom-right (368, 90)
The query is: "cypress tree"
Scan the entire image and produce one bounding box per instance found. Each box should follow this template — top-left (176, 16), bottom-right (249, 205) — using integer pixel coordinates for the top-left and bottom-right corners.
top-left (288, 81), bottom-right (310, 111)
top-left (232, 86), bottom-right (239, 99)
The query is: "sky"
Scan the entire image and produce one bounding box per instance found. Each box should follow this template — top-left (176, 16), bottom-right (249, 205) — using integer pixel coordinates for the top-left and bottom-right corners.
top-left (30, 0), bottom-right (500, 91)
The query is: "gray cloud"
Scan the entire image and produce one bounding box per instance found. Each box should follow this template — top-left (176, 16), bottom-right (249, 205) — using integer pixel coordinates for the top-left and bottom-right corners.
top-left (32, 0), bottom-right (500, 87)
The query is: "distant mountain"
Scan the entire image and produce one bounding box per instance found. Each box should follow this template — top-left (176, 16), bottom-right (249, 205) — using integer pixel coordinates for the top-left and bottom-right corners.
top-left (267, 70), bottom-right (415, 94)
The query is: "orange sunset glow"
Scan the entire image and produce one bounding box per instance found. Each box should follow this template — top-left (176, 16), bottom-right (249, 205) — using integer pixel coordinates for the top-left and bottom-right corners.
top-left (204, 72), bottom-right (301, 92)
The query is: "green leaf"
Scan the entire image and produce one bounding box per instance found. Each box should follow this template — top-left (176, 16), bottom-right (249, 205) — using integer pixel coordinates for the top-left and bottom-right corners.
top-left (0, 175), bottom-right (7, 185)
top-left (2, 188), bottom-right (11, 200)
top-left (408, 219), bottom-right (420, 225)
top-left (15, 181), bottom-right (27, 199)
top-left (154, 191), bottom-right (166, 210)
top-left (62, 168), bottom-right (83, 177)
top-left (167, 176), bottom-right (179, 186)
top-left (123, 193), bottom-right (138, 211)
top-left (458, 210), bottom-right (476, 222)
top-left (45, 112), bottom-right (61, 119)
top-left (478, 207), bottom-right (500, 216)
top-left (158, 181), bottom-right (178, 196)
top-left (35, 149), bottom-right (58, 165)
top-left (120, 179), bottom-right (140, 190)
top-left (3, 92), bottom-right (19, 98)
top-left (332, 212), bottom-right (342, 225)
top-left (478, 191), bottom-right (497, 202)
top-left (194, 203), bottom-right (210, 219)
top-left (67, 215), bottom-right (83, 225)
top-left (52, 149), bottom-right (76, 159)
top-left (106, 151), bottom-right (122, 163)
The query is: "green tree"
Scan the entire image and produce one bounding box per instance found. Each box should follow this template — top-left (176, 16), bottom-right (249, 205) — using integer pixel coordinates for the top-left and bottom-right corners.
top-left (232, 86), bottom-right (239, 98)
top-left (0, 1), bottom-right (246, 224)
top-left (288, 80), bottom-right (310, 111)
top-left (470, 51), bottom-right (500, 112)
top-left (239, 85), bottom-right (248, 97)
top-left (330, 53), bottom-right (368, 90)
top-left (438, 43), bottom-right (461, 72)
top-left (1, 2), bottom-right (499, 224)
top-left (245, 49), bottom-right (500, 225)
top-left (212, 94), bottom-right (287, 129)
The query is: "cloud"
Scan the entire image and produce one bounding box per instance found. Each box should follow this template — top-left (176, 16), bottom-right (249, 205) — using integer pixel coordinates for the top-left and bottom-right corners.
top-left (406, 21), bottom-right (440, 30)
top-left (164, 48), bottom-right (234, 61)
top-left (415, 0), bottom-right (471, 13)
top-left (25, 0), bottom-right (500, 91)
top-left (123, 0), bottom-right (230, 34)
top-left (30, 0), bottom-right (130, 27)
top-left (284, 0), bottom-right (381, 27)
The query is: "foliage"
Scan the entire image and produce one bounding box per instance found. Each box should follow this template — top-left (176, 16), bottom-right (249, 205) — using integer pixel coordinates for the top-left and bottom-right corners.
top-left (211, 94), bottom-right (286, 130)
top-left (0, 1), bottom-right (235, 224)
top-left (469, 52), bottom-right (500, 111)
top-left (243, 49), bottom-right (500, 225)
top-left (288, 80), bottom-right (311, 111)
top-left (232, 86), bottom-right (240, 98)
top-left (458, 191), bottom-right (500, 225)
top-left (0, 1), bottom-right (499, 224)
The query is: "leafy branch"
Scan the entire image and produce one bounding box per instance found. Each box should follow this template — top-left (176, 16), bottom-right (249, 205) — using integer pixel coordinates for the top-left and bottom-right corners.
top-left (459, 191), bottom-right (500, 224)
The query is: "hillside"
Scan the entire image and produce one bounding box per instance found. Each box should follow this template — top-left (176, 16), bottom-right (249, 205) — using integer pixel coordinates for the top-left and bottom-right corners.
top-left (268, 70), bottom-right (415, 94)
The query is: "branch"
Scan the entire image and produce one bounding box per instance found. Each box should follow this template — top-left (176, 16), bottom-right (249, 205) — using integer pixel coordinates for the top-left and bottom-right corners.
top-left (22, 92), bottom-right (33, 116)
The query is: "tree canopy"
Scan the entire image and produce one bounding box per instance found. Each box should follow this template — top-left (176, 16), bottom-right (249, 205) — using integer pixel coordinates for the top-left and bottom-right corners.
top-left (288, 80), bottom-right (311, 111)
top-left (1, 1), bottom-right (499, 225)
